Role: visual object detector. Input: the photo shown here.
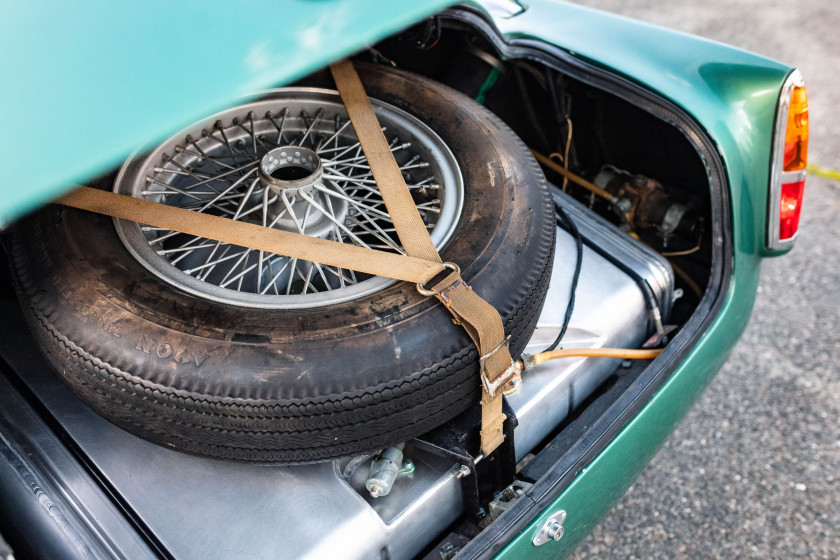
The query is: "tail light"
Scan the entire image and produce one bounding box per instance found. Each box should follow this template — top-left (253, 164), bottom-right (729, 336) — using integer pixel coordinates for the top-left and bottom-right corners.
top-left (767, 69), bottom-right (808, 249)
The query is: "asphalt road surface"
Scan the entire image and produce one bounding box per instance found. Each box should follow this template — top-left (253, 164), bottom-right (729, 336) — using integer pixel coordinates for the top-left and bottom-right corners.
top-left (568, 1), bottom-right (839, 558)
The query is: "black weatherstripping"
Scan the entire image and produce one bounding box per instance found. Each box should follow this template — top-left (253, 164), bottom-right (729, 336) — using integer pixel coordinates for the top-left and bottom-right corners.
top-left (0, 317), bottom-right (173, 560)
top-left (0, 413), bottom-right (97, 560)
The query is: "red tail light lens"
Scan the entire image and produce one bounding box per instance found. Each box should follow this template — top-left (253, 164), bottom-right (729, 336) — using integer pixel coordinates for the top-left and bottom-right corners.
top-left (768, 70), bottom-right (807, 250)
top-left (779, 180), bottom-right (805, 241)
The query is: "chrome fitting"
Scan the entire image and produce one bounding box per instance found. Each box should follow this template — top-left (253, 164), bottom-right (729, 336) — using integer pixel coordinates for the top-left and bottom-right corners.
top-left (365, 443), bottom-right (407, 499)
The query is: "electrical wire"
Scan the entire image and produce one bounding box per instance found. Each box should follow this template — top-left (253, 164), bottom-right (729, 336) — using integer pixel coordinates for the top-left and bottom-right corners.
top-left (553, 198), bottom-right (667, 336)
top-left (660, 232), bottom-right (702, 256)
top-left (543, 203), bottom-right (583, 353)
top-left (661, 246), bottom-right (700, 257)
top-left (531, 148), bottom-right (615, 202)
top-left (545, 66), bottom-right (575, 188)
top-left (534, 182), bottom-right (669, 365)
top-left (548, 117), bottom-right (574, 192)
top-left (542, 191), bottom-right (669, 351)
top-left (514, 64), bottom-right (552, 153)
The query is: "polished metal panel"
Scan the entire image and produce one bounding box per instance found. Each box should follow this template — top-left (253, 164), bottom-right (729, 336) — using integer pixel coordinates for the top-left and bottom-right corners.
top-left (0, 326), bottom-right (463, 560)
top-left (0, 189), bottom-right (672, 560)
top-left (511, 190), bottom-right (673, 460)
top-left (554, 189), bottom-right (674, 319)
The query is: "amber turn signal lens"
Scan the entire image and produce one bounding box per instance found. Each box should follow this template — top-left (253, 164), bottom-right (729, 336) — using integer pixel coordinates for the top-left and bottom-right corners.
top-left (783, 84), bottom-right (808, 171)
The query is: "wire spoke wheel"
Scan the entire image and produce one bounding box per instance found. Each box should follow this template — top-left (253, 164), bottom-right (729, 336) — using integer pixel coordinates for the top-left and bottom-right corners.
top-left (114, 89), bottom-right (464, 309)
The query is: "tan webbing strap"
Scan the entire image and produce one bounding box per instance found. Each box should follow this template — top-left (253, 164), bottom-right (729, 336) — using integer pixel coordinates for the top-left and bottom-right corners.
top-left (55, 60), bottom-right (514, 456)
top-left (332, 61), bottom-right (513, 454)
top-left (428, 269), bottom-right (516, 453)
top-left (57, 187), bottom-right (445, 284)
top-left (329, 60), bottom-right (440, 263)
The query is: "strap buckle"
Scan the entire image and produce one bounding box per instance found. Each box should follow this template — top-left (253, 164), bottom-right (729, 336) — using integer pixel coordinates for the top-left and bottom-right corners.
top-left (479, 335), bottom-right (519, 398)
top-left (417, 262), bottom-right (461, 296)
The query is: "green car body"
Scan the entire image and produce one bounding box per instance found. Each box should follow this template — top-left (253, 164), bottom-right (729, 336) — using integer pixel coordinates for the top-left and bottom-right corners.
top-left (0, 1), bottom-right (795, 557)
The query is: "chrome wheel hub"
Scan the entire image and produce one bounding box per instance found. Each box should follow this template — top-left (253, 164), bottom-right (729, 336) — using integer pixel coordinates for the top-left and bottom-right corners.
top-left (258, 146), bottom-right (348, 239)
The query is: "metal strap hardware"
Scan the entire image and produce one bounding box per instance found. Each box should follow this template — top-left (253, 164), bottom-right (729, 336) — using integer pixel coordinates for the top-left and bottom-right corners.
top-left (479, 336), bottom-right (519, 398)
top-left (417, 262), bottom-right (461, 296)
top-left (56, 60), bottom-right (514, 457)
top-left (437, 279), bottom-right (471, 307)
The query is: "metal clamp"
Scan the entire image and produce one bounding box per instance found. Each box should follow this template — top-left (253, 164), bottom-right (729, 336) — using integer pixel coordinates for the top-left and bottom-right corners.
top-left (479, 335), bottom-right (519, 398)
top-left (417, 262), bottom-right (460, 296)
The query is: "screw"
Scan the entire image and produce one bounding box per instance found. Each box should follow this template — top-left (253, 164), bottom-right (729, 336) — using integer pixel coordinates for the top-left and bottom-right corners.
top-left (456, 465), bottom-right (471, 478)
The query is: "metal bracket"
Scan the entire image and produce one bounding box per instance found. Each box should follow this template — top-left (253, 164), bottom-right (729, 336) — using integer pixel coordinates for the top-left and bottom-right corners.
top-left (479, 335), bottom-right (519, 398)
top-left (487, 480), bottom-right (532, 521)
top-left (532, 510), bottom-right (567, 546)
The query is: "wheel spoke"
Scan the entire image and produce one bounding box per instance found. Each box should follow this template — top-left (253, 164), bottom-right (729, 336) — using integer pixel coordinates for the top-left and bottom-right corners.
top-left (297, 189), bottom-right (372, 248)
top-left (266, 108), bottom-right (289, 145)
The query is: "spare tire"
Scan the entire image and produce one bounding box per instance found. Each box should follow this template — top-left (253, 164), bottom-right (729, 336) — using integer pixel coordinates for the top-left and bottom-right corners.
top-left (8, 63), bottom-right (555, 463)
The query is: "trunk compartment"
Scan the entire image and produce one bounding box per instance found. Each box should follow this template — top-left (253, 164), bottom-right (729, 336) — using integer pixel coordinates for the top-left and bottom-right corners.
top-left (0, 186), bottom-right (672, 560)
top-left (0, 7), bottom-right (724, 559)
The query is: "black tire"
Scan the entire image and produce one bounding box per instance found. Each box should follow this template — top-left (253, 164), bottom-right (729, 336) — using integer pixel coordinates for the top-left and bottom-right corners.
top-left (8, 64), bottom-right (555, 463)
